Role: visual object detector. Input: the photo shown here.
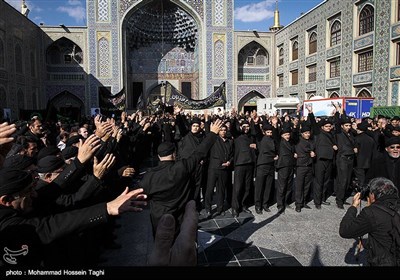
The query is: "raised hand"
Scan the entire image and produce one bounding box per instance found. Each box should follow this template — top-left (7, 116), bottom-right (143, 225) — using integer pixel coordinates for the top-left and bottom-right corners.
top-left (106, 187), bottom-right (147, 215)
top-left (77, 134), bottom-right (101, 164)
top-left (210, 119), bottom-right (223, 134)
top-left (93, 153), bottom-right (116, 180)
top-left (0, 122), bottom-right (16, 145)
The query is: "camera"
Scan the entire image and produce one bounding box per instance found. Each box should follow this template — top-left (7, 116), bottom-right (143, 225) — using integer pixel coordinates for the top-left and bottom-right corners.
top-left (353, 179), bottom-right (370, 200)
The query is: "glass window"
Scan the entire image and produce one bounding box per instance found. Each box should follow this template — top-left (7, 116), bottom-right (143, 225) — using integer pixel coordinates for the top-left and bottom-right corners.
top-left (331, 21), bottom-right (341, 46)
top-left (358, 51), bottom-right (373, 72)
top-left (359, 5), bottom-right (374, 35)
top-left (308, 65), bottom-right (316, 82)
top-left (278, 74), bottom-right (283, 87)
top-left (291, 70), bottom-right (298, 85)
top-left (292, 41), bottom-right (298, 61)
top-left (279, 48), bottom-right (284, 65)
top-left (330, 58), bottom-right (341, 78)
top-left (309, 33), bottom-right (317, 54)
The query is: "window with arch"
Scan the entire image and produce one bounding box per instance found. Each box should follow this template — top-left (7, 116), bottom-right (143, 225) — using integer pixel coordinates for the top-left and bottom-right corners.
top-left (308, 93), bottom-right (315, 99)
top-left (17, 89), bottom-right (24, 109)
top-left (279, 47), bottom-right (284, 65)
top-left (292, 41), bottom-right (298, 61)
top-left (331, 21), bottom-right (341, 46)
top-left (309, 32), bottom-right (317, 54)
top-left (329, 92), bottom-right (339, 98)
top-left (30, 52), bottom-right (36, 77)
top-left (357, 89), bottom-right (372, 98)
top-left (0, 39), bottom-right (4, 68)
top-left (397, 42), bottom-right (400, 65)
top-left (46, 38), bottom-right (83, 65)
top-left (398, 1), bottom-right (400, 21)
top-left (0, 87), bottom-right (6, 114)
top-left (359, 5), bottom-right (374, 35)
top-left (15, 44), bottom-right (23, 73)
top-left (256, 49), bottom-right (268, 66)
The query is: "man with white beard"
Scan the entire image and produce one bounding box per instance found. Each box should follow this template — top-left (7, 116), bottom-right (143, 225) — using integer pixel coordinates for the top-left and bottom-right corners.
top-left (366, 136), bottom-right (400, 191)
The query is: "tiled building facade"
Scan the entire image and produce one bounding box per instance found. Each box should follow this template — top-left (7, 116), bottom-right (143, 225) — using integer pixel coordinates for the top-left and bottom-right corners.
top-left (275, 0), bottom-right (400, 107)
top-left (0, 0), bottom-right (399, 119)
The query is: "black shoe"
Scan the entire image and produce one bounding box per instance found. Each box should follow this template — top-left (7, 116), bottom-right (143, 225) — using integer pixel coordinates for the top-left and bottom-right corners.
top-left (315, 205), bottom-right (321, 209)
top-left (277, 207), bottom-right (285, 214)
top-left (242, 207), bottom-right (252, 214)
top-left (295, 206), bottom-right (301, 213)
top-left (337, 204), bottom-right (344, 209)
top-left (263, 206), bottom-right (271, 212)
top-left (232, 209), bottom-right (239, 218)
top-left (255, 208), bottom-right (263, 215)
top-left (343, 201), bottom-right (351, 205)
top-left (321, 201), bottom-right (331, 206)
top-left (303, 204), bottom-right (312, 209)
top-left (205, 211), bottom-right (212, 219)
top-left (214, 210), bottom-right (225, 217)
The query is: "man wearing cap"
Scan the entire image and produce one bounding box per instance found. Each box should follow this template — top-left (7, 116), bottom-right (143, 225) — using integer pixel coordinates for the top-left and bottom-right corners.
top-left (232, 120), bottom-right (257, 217)
top-left (294, 124), bottom-right (315, 212)
top-left (139, 119), bottom-right (223, 236)
top-left (307, 104), bottom-right (338, 209)
top-left (253, 122), bottom-right (277, 214)
top-left (366, 136), bottom-right (400, 190)
top-left (275, 124), bottom-right (295, 214)
top-left (334, 111), bottom-right (358, 209)
top-left (354, 121), bottom-right (376, 186)
top-left (204, 124), bottom-right (233, 218)
top-left (0, 168), bottom-right (146, 266)
top-left (176, 113), bottom-right (207, 212)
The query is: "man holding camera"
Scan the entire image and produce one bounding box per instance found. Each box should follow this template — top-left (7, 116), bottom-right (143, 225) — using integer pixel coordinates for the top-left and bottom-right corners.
top-left (339, 177), bottom-right (399, 266)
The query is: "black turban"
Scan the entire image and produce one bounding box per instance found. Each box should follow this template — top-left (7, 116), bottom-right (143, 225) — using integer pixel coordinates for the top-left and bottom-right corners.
top-left (0, 169), bottom-right (32, 196)
top-left (157, 142), bottom-right (176, 157)
top-left (37, 155), bottom-right (65, 173)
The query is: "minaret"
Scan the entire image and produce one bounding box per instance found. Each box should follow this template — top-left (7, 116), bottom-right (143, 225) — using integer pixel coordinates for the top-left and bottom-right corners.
top-left (21, 0), bottom-right (30, 17)
top-left (269, 1), bottom-right (283, 32)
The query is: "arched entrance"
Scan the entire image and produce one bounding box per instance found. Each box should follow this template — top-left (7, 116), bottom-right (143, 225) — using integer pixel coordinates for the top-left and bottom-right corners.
top-left (122, 0), bottom-right (201, 109)
top-left (49, 91), bottom-right (84, 121)
top-left (238, 90), bottom-right (265, 113)
top-left (238, 41), bottom-right (269, 82)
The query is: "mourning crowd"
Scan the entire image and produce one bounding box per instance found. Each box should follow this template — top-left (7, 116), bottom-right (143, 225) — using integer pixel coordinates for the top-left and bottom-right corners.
top-left (0, 102), bottom-right (399, 266)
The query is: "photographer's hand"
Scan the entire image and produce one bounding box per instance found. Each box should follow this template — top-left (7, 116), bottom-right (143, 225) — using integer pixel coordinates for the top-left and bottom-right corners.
top-left (352, 192), bottom-right (361, 208)
top-left (0, 122), bottom-right (16, 145)
top-left (148, 200), bottom-right (197, 266)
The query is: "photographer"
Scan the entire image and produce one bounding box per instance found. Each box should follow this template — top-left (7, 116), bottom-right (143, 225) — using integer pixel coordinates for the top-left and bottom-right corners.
top-left (339, 177), bottom-right (399, 266)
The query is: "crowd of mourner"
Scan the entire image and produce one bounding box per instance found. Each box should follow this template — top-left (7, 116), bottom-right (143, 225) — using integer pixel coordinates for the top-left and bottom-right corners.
top-left (0, 102), bottom-right (399, 266)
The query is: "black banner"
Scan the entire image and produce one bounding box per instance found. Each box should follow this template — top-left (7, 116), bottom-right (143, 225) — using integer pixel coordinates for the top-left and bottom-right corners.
top-left (167, 82), bottom-right (226, 110)
top-left (99, 87), bottom-right (126, 117)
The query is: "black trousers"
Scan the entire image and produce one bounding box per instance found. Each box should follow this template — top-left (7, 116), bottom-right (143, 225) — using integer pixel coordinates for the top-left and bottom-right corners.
top-left (276, 166), bottom-right (294, 209)
top-left (313, 159), bottom-right (332, 205)
top-left (232, 164), bottom-right (254, 211)
top-left (205, 168), bottom-right (229, 212)
top-left (335, 155), bottom-right (354, 204)
top-left (254, 163), bottom-right (275, 209)
top-left (295, 166), bottom-right (313, 207)
top-left (190, 163), bottom-right (206, 211)
top-left (353, 167), bottom-right (368, 186)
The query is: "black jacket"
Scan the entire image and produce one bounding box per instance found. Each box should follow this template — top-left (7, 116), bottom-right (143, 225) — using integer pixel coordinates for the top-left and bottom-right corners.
top-left (139, 133), bottom-right (217, 234)
top-left (339, 195), bottom-right (399, 266)
top-left (208, 137), bottom-right (233, 170)
top-left (295, 137), bottom-right (314, 167)
top-left (234, 134), bottom-right (256, 166)
top-left (256, 135), bottom-right (276, 166)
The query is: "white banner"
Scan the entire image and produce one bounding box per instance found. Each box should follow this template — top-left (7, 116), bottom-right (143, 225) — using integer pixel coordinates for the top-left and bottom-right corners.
top-left (303, 98), bottom-right (344, 117)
